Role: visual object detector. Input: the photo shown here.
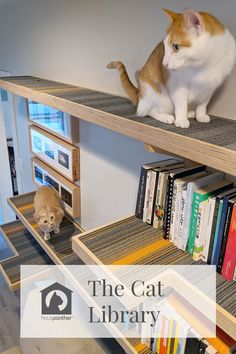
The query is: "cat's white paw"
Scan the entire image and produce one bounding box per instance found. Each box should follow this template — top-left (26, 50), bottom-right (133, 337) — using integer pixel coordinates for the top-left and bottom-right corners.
top-left (149, 113), bottom-right (175, 124)
top-left (54, 228), bottom-right (60, 234)
top-left (44, 233), bottom-right (51, 241)
top-left (196, 115), bottom-right (210, 123)
top-left (175, 119), bottom-right (190, 129)
top-left (187, 111), bottom-right (195, 119)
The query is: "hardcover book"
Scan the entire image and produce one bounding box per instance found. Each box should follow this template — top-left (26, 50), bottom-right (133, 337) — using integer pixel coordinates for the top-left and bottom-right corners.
top-left (163, 165), bottom-right (206, 240)
top-left (188, 180), bottom-right (233, 255)
top-left (211, 189), bottom-right (236, 266)
top-left (181, 171), bottom-right (224, 252)
top-left (135, 159), bottom-right (181, 219)
top-left (222, 203), bottom-right (236, 281)
top-left (217, 198), bottom-right (236, 273)
top-left (152, 163), bottom-right (184, 230)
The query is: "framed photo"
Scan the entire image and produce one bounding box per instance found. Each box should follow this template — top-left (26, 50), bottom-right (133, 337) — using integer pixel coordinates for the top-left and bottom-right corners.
top-left (32, 157), bottom-right (80, 218)
top-left (29, 125), bottom-right (80, 182)
top-left (27, 99), bottom-right (80, 144)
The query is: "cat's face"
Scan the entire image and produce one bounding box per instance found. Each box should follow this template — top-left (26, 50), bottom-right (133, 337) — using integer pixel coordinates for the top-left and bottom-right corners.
top-left (162, 9), bottom-right (225, 71)
top-left (34, 209), bottom-right (62, 233)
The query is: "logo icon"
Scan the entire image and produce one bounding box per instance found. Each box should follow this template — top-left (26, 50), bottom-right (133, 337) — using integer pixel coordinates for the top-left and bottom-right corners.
top-left (41, 282), bottom-right (73, 315)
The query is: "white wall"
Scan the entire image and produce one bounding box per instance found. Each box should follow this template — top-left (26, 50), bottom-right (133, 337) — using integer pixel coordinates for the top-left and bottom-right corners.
top-left (0, 0), bottom-right (235, 229)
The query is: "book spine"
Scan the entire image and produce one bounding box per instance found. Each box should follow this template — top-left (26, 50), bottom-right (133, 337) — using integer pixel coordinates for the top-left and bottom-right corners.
top-left (153, 171), bottom-right (164, 229)
top-left (217, 202), bottom-right (233, 273)
top-left (181, 185), bottom-right (193, 251)
top-left (188, 193), bottom-right (203, 255)
top-left (207, 200), bottom-right (220, 264)
top-left (212, 198), bottom-right (229, 266)
top-left (143, 170), bottom-right (152, 222)
top-left (177, 187), bottom-right (187, 249)
top-left (211, 201), bottom-right (223, 265)
top-left (147, 171), bottom-right (158, 224)
top-left (164, 176), bottom-right (174, 239)
top-left (193, 202), bottom-right (206, 261)
top-left (222, 204), bottom-right (236, 281)
top-left (169, 182), bottom-right (178, 241)
top-left (135, 167), bottom-right (147, 219)
top-left (173, 185), bottom-right (182, 246)
top-left (202, 198), bottom-right (216, 262)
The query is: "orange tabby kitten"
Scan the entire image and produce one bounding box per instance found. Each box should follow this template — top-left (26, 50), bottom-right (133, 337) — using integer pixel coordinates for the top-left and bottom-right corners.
top-left (107, 9), bottom-right (236, 128)
top-left (33, 186), bottom-right (64, 241)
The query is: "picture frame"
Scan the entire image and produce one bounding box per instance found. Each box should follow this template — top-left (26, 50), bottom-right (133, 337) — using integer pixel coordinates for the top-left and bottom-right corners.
top-left (29, 125), bottom-right (80, 182)
top-left (32, 157), bottom-right (80, 218)
top-left (27, 99), bottom-right (80, 144)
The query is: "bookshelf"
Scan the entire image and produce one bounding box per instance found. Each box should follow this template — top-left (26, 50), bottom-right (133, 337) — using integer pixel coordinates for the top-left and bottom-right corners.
top-left (0, 76), bottom-right (236, 175)
top-left (0, 75), bottom-right (235, 354)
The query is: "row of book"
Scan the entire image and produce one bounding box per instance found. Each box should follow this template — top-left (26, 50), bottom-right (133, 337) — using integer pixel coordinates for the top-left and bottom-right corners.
top-left (135, 158), bottom-right (236, 281)
top-left (140, 297), bottom-right (219, 354)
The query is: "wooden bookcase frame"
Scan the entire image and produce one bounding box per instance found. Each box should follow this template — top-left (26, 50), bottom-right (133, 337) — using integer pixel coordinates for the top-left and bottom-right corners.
top-left (32, 157), bottom-right (80, 218)
top-left (29, 125), bottom-right (80, 182)
top-left (27, 98), bottom-right (80, 144)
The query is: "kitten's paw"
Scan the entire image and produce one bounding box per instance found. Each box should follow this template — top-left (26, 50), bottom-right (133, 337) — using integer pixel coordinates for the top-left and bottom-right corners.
top-left (187, 111), bottom-right (195, 119)
top-left (196, 115), bottom-right (210, 123)
top-left (54, 228), bottom-right (60, 234)
top-left (44, 233), bottom-right (51, 241)
top-left (175, 119), bottom-right (190, 129)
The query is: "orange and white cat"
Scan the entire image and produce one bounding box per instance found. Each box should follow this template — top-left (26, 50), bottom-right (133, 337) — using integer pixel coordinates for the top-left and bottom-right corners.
top-left (33, 186), bottom-right (65, 241)
top-left (107, 9), bottom-right (236, 128)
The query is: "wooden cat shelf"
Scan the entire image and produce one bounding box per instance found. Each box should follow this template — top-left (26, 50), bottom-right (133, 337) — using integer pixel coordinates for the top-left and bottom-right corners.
top-left (0, 76), bottom-right (236, 175)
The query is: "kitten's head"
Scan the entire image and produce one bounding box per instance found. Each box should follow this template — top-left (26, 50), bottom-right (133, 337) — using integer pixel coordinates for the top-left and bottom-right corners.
top-left (33, 207), bottom-right (64, 233)
top-left (162, 9), bottom-right (225, 70)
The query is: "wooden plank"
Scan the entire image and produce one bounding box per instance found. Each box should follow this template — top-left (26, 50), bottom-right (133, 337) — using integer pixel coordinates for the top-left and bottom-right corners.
top-left (7, 191), bottom-right (83, 266)
top-left (0, 76), bottom-right (236, 175)
top-left (72, 216), bottom-right (236, 340)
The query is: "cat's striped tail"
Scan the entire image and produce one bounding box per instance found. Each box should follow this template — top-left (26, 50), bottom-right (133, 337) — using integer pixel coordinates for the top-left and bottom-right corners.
top-left (107, 61), bottom-right (139, 105)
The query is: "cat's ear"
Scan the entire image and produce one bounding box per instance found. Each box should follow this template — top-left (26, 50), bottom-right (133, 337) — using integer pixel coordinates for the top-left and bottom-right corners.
top-left (183, 9), bottom-right (203, 34)
top-left (163, 9), bottom-right (180, 22)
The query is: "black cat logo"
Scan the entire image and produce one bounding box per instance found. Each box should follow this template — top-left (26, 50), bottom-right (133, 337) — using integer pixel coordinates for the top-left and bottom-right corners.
top-left (41, 282), bottom-right (73, 315)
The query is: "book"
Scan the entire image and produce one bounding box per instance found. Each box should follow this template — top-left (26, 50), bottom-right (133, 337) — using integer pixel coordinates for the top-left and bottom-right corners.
top-left (143, 170), bottom-right (152, 223)
top-left (217, 198), bottom-right (235, 273)
top-left (193, 199), bottom-right (209, 261)
top-left (184, 328), bottom-right (202, 354)
top-left (181, 171), bottom-right (224, 252)
top-left (176, 171), bottom-right (208, 250)
top-left (146, 170), bottom-right (158, 224)
top-left (211, 189), bottom-right (236, 266)
top-left (205, 188), bottom-right (236, 264)
top-left (222, 203), bottom-right (236, 281)
top-left (135, 159), bottom-right (181, 219)
top-left (163, 165), bottom-right (206, 240)
top-left (187, 180), bottom-right (233, 255)
top-left (169, 171), bottom-right (207, 245)
top-left (153, 163), bottom-right (184, 230)
top-left (202, 196), bottom-right (218, 262)
top-left (199, 339), bottom-right (211, 353)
